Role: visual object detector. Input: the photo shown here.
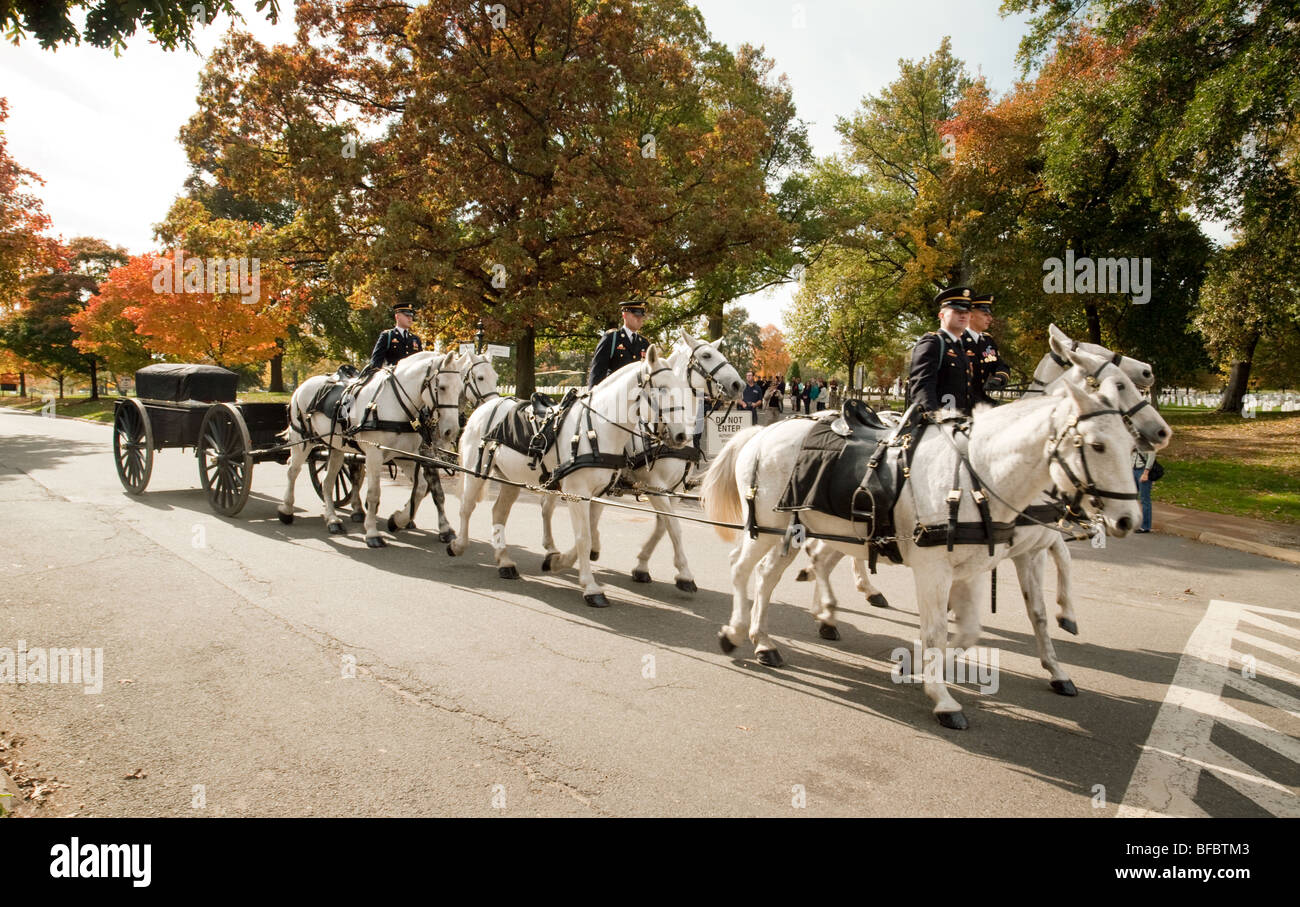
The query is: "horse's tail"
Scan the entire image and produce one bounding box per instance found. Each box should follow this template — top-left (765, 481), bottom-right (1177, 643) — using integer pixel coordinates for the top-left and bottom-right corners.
top-left (280, 390), bottom-right (304, 443)
top-left (701, 425), bottom-right (762, 541)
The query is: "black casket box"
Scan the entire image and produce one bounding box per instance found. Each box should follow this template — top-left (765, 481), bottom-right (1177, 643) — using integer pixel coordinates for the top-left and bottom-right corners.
top-left (135, 364), bottom-right (238, 403)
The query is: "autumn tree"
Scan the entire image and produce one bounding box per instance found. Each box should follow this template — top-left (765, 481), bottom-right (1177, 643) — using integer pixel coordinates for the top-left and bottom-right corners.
top-left (181, 0), bottom-right (798, 394)
top-left (751, 324), bottom-right (791, 377)
top-left (0, 97), bottom-right (58, 304)
top-left (84, 245), bottom-right (297, 370)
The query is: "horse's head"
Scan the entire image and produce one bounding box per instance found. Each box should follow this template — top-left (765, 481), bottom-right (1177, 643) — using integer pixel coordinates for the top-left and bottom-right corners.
top-left (460, 352), bottom-right (499, 408)
top-left (1061, 347), bottom-right (1172, 451)
top-left (1046, 380), bottom-right (1143, 537)
top-left (424, 352), bottom-right (466, 445)
top-left (640, 344), bottom-right (695, 447)
top-left (676, 329), bottom-right (745, 401)
top-left (1047, 324), bottom-right (1155, 388)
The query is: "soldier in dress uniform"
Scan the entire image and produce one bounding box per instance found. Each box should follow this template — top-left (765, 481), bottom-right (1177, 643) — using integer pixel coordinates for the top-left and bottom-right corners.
top-left (907, 286), bottom-right (978, 417)
top-left (588, 300), bottom-right (651, 387)
top-left (368, 302), bottom-right (424, 371)
top-left (965, 293), bottom-right (1011, 405)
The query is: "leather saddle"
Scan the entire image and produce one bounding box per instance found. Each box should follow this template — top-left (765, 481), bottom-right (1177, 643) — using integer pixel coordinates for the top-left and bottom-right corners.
top-left (777, 402), bottom-right (926, 564)
top-left (484, 391), bottom-right (575, 466)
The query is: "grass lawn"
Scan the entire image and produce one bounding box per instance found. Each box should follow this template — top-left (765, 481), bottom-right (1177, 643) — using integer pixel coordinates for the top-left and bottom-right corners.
top-left (1157, 410), bottom-right (1300, 524)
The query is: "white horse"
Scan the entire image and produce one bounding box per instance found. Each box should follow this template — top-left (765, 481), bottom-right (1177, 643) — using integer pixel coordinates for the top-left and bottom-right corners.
top-left (801, 325), bottom-right (1166, 631)
top-left (701, 357), bottom-right (1142, 729)
top-left (449, 345), bottom-right (696, 607)
top-left (277, 351), bottom-right (465, 547)
top-left (537, 332), bottom-right (744, 593)
top-left (346, 351), bottom-right (500, 543)
top-left (800, 343), bottom-right (1171, 696)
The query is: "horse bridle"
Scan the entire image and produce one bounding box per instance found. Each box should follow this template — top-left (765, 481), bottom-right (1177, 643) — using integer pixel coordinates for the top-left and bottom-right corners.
top-left (637, 364), bottom-right (689, 443)
top-left (1027, 350), bottom-right (1156, 441)
top-left (1046, 407), bottom-right (1140, 512)
top-left (687, 346), bottom-right (733, 397)
top-left (418, 360), bottom-right (464, 425)
top-left (462, 357), bottom-right (499, 407)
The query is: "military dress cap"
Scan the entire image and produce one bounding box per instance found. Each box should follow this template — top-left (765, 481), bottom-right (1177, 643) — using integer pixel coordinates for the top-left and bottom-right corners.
top-left (934, 286), bottom-right (974, 310)
top-left (620, 300), bottom-right (647, 314)
top-left (392, 303), bottom-right (416, 316)
top-left (970, 292), bottom-right (994, 313)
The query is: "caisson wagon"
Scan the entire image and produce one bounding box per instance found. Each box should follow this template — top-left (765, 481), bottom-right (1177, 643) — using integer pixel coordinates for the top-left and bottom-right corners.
top-left (111, 363), bottom-right (360, 516)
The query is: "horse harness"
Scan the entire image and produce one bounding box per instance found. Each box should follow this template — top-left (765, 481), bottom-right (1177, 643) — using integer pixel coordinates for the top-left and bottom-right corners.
top-left (477, 365), bottom-right (686, 490)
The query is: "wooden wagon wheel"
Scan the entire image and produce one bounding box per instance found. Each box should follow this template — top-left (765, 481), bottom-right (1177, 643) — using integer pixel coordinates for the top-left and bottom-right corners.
top-left (112, 398), bottom-right (154, 494)
top-left (308, 446), bottom-right (361, 509)
top-left (198, 402), bottom-right (253, 516)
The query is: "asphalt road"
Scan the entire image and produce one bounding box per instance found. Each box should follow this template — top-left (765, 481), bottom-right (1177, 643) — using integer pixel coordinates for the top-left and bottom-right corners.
top-left (2, 407), bottom-right (1297, 817)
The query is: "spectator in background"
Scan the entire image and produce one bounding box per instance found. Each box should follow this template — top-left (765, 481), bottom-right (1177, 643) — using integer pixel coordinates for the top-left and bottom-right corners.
top-left (800, 380), bottom-right (812, 414)
top-left (740, 371), bottom-right (763, 410)
top-left (816, 379), bottom-right (828, 411)
top-left (1133, 448), bottom-right (1156, 533)
top-left (771, 374), bottom-right (785, 413)
top-left (807, 380), bottom-right (820, 412)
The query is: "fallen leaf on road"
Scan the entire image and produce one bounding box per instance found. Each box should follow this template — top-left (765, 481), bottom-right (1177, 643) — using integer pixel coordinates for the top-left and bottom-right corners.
top-left (124, 769), bottom-right (147, 780)
top-left (736, 725), bottom-right (751, 731)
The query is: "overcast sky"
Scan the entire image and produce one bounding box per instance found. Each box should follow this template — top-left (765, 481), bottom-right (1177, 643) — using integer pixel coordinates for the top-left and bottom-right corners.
top-left (0, 1), bottom-right (1035, 329)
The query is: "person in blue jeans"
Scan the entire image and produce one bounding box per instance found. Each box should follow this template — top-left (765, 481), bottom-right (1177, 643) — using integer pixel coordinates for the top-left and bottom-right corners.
top-left (1132, 449), bottom-right (1155, 532)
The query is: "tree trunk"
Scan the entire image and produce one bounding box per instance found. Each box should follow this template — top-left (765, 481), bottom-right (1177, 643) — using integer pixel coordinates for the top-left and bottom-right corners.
top-left (1217, 330), bottom-right (1260, 414)
top-left (706, 306), bottom-right (724, 342)
top-left (57, 374), bottom-right (65, 399)
top-left (20, 371), bottom-right (26, 397)
top-left (516, 325), bottom-right (536, 397)
top-left (269, 352), bottom-right (285, 393)
top-left (1149, 375), bottom-right (1162, 411)
top-left (846, 356), bottom-right (857, 396)
top-left (88, 358), bottom-right (99, 401)
top-left (1085, 301), bottom-right (1102, 345)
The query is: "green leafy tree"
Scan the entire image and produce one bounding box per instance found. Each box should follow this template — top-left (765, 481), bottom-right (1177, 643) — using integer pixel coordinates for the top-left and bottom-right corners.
top-left (1, 0), bottom-right (279, 53)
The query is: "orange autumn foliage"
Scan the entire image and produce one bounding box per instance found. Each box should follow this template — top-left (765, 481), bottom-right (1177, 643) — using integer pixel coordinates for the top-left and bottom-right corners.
top-left (77, 252), bottom-right (300, 368)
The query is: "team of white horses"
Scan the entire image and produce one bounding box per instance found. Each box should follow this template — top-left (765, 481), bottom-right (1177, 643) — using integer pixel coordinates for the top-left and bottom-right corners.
top-left (274, 326), bottom-right (1169, 730)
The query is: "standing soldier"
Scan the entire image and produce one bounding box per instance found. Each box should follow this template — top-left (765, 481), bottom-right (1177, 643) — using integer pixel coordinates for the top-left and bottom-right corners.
top-left (966, 293), bottom-right (1010, 405)
top-left (588, 300), bottom-right (650, 387)
top-left (368, 302), bottom-right (424, 371)
top-left (906, 286), bottom-right (977, 417)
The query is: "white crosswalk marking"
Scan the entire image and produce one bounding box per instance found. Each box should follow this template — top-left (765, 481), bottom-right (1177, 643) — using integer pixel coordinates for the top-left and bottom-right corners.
top-left (1119, 600), bottom-right (1300, 817)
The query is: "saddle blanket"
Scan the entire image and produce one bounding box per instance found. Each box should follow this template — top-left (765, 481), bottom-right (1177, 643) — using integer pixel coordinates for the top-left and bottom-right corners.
top-left (776, 400), bottom-right (911, 551)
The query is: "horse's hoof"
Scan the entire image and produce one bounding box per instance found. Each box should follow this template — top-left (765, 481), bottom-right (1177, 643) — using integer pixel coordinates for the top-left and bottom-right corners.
top-left (1051, 679), bottom-right (1079, 697)
top-left (717, 630), bottom-right (737, 654)
top-left (439, 530), bottom-right (454, 543)
top-left (541, 552), bottom-right (557, 572)
top-left (278, 511), bottom-right (294, 525)
top-left (584, 593), bottom-right (610, 608)
top-left (387, 516), bottom-right (399, 533)
top-left (795, 568), bottom-right (811, 582)
top-left (757, 649), bottom-right (785, 668)
top-left (327, 521), bottom-right (345, 535)
top-left (675, 578), bottom-right (697, 593)
top-left (1057, 617), bottom-right (1079, 635)
top-left (589, 550), bottom-right (599, 562)
top-left (351, 510), bottom-right (365, 523)
top-left (818, 622), bottom-right (840, 641)
top-left (366, 535), bottom-right (386, 548)
top-left (632, 569), bottom-right (652, 584)
top-left (498, 565), bottom-right (519, 580)
top-left (936, 711), bottom-right (969, 731)
top-left (445, 544), bottom-right (457, 557)
top-left (867, 593), bottom-right (890, 609)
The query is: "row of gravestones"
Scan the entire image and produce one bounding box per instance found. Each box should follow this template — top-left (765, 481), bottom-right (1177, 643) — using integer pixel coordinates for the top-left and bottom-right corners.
top-left (1155, 391), bottom-right (1300, 412)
